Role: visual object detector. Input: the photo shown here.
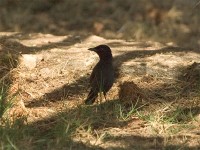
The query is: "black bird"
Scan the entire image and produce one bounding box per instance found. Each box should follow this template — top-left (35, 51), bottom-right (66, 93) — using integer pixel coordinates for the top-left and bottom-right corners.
top-left (85, 45), bottom-right (114, 105)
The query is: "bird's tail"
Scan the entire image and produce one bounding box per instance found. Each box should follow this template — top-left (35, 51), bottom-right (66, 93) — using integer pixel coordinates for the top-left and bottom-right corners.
top-left (85, 89), bottom-right (98, 105)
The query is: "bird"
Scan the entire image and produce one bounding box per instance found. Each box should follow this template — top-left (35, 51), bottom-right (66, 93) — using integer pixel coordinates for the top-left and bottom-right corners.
top-left (85, 45), bottom-right (114, 105)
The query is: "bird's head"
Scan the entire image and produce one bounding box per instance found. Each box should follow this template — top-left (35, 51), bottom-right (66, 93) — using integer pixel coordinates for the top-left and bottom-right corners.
top-left (88, 45), bottom-right (112, 60)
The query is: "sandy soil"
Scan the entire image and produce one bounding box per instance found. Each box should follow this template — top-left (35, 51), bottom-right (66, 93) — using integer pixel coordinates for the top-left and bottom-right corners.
top-left (0, 1), bottom-right (200, 149)
top-left (1, 32), bottom-right (199, 149)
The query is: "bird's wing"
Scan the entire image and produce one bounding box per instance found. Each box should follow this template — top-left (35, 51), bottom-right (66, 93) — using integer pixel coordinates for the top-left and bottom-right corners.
top-left (89, 64), bottom-right (98, 84)
top-left (89, 62), bottom-right (102, 87)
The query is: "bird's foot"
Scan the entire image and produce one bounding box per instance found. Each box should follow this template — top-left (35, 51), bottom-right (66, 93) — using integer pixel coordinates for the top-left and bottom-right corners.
top-left (85, 99), bottom-right (95, 105)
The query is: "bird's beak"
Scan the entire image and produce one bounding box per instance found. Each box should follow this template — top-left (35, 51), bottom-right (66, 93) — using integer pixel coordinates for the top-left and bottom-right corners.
top-left (88, 47), bottom-right (96, 51)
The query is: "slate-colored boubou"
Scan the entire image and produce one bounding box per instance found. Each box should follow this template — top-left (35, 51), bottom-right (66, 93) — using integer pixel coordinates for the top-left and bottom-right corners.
top-left (85, 45), bottom-right (114, 105)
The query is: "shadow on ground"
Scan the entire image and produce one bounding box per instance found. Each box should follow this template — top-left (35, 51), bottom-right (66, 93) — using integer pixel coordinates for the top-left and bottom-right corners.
top-left (1, 33), bottom-right (200, 149)
top-left (0, 0), bottom-right (200, 48)
top-left (24, 44), bottom-right (200, 107)
top-left (24, 99), bottom-right (200, 150)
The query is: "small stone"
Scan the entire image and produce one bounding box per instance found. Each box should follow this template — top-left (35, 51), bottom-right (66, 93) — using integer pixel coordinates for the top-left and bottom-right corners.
top-left (39, 68), bottom-right (51, 77)
top-left (20, 54), bottom-right (37, 69)
top-left (20, 54), bottom-right (44, 70)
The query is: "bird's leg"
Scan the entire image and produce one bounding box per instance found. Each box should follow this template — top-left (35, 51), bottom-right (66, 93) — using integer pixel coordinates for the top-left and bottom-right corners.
top-left (103, 92), bottom-right (107, 102)
top-left (99, 72), bottom-right (104, 104)
top-left (99, 91), bottom-right (103, 104)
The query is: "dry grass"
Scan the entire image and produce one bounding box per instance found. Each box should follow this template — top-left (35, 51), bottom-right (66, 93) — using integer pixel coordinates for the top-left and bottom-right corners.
top-left (0, 0), bottom-right (199, 48)
top-left (0, 1), bottom-right (200, 149)
top-left (0, 32), bottom-right (199, 149)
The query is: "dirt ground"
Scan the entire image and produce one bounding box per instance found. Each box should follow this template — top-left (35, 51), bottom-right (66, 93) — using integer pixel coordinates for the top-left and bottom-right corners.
top-left (0, 1), bottom-right (200, 150)
top-left (0, 32), bottom-right (199, 149)
top-left (0, 0), bottom-right (200, 48)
